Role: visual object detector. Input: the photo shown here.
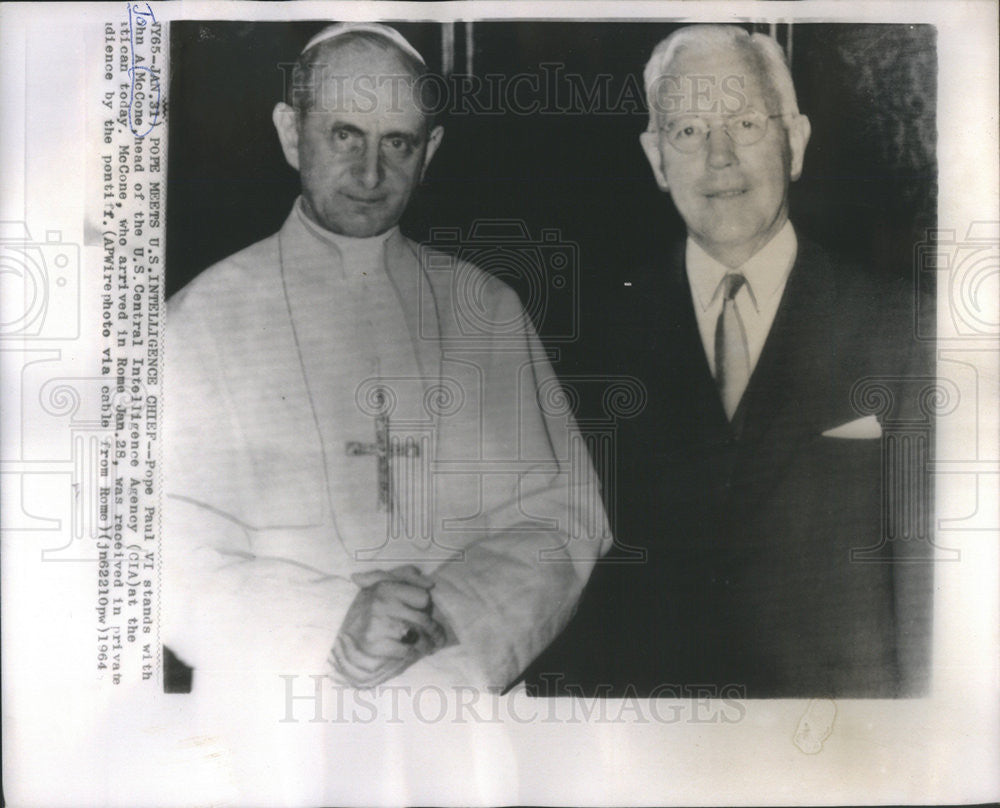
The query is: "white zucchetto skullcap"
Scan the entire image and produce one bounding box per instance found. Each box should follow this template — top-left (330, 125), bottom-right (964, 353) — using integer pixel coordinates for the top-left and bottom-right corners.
top-left (301, 22), bottom-right (426, 65)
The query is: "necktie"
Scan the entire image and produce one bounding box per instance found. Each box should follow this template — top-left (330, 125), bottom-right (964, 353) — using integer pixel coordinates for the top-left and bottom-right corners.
top-left (714, 272), bottom-right (750, 419)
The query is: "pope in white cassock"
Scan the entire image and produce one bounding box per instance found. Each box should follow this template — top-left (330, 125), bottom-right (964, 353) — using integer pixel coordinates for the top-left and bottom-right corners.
top-left (163, 23), bottom-right (611, 700)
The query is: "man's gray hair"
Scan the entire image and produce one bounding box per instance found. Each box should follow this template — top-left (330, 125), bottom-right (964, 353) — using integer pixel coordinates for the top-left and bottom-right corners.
top-left (643, 25), bottom-right (800, 131)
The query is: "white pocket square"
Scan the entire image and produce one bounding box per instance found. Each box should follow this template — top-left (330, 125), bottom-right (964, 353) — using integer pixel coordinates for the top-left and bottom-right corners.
top-left (821, 415), bottom-right (882, 439)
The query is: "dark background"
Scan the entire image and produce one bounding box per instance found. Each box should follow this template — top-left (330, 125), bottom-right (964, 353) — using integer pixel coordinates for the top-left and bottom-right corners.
top-left (166, 21), bottom-right (937, 332)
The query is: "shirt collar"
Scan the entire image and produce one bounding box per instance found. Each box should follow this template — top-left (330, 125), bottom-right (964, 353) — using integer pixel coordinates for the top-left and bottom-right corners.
top-left (686, 220), bottom-right (798, 312)
top-left (294, 196), bottom-right (399, 281)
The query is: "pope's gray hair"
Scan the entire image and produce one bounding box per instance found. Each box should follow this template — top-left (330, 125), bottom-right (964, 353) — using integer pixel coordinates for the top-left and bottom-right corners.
top-left (643, 25), bottom-right (800, 131)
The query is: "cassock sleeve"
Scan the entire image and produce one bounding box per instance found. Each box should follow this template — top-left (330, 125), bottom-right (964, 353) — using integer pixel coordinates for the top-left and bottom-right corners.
top-left (163, 496), bottom-right (358, 678)
top-left (427, 281), bottom-right (612, 690)
top-left (163, 278), bottom-right (358, 682)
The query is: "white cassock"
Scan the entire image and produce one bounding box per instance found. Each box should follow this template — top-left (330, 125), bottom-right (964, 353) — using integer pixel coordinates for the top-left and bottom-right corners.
top-left (159, 199), bottom-right (610, 802)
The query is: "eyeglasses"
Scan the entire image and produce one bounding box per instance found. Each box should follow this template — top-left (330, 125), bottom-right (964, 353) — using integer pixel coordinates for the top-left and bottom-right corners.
top-left (659, 111), bottom-right (784, 153)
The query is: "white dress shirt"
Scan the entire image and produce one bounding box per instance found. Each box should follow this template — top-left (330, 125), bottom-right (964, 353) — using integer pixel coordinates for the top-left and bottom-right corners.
top-left (686, 220), bottom-right (799, 388)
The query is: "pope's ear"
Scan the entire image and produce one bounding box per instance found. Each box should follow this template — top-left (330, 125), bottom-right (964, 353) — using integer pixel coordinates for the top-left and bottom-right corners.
top-left (272, 102), bottom-right (301, 171)
top-left (420, 125), bottom-right (444, 181)
top-left (786, 113), bottom-right (811, 182)
top-left (639, 130), bottom-right (670, 192)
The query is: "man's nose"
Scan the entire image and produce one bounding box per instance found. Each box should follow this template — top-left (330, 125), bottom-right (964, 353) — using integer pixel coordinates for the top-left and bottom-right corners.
top-left (353, 141), bottom-right (383, 189)
top-left (705, 125), bottom-right (737, 169)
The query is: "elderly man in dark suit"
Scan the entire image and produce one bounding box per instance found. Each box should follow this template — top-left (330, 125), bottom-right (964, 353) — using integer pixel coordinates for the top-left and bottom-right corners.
top-left (527, 24), bottom-right (933, 698)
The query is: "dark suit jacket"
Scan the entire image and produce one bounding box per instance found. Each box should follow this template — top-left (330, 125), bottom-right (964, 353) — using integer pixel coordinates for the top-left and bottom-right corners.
top-left (525, 236), bottom-right (934, 698)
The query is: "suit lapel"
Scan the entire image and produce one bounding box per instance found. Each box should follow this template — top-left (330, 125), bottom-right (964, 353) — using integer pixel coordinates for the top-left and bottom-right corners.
top-left (731, 238), bottom-right (844, 497)
top-left (627, 249), bottom-right (735, 511)
top-left (662, 245), bottom-right (732, 433)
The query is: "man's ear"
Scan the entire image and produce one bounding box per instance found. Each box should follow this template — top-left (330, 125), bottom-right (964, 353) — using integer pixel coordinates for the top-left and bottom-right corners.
top-left (786, 113), bottom-right (811, 182)
top-left (639, 130), bottom-right (670, 192)
top-left (420, 125), bottom-right (444, 181)
top-left (272, 102), bottom-right (301, 171)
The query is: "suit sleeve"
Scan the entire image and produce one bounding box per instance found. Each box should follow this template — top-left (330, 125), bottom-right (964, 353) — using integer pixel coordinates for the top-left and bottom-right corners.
top-left (427, 282), bottom-right (612, 690)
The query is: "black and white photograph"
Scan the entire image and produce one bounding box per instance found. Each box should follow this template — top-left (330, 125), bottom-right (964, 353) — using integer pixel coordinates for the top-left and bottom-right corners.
top-left (164, 16), bottom-right (939, 699)
top-left (1, 2), bottom-right (998, 806)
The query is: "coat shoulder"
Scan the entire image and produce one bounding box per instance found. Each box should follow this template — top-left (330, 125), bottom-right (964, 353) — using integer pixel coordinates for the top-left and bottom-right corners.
top-left (795, 236), bottom-right (920, 338)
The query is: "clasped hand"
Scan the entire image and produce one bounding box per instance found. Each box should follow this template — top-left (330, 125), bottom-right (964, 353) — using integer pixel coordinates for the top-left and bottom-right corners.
top-left (331, 565), bottom-right (450, 688)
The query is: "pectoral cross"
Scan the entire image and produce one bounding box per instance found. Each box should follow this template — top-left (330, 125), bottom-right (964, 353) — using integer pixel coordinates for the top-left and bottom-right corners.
top-left (344, 392), bottom-right (420, 512)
